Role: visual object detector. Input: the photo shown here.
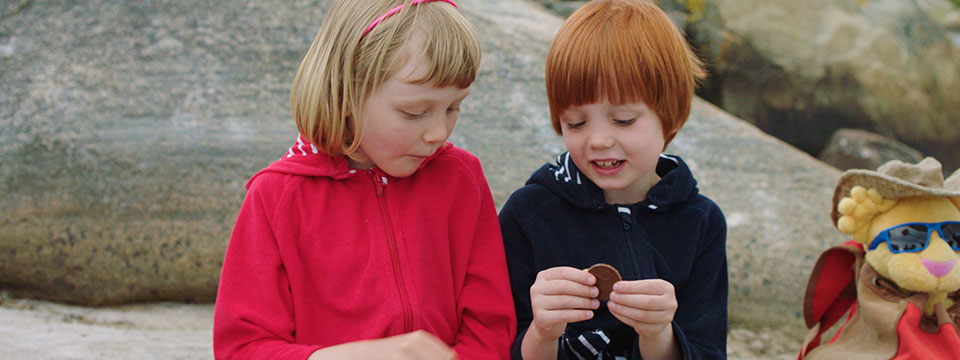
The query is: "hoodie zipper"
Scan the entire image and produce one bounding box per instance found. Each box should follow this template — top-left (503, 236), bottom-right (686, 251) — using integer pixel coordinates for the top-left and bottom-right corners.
top-left (617, 206), bottom-right (642, 279)
top-left (372, 171), bottom-right (413, 333)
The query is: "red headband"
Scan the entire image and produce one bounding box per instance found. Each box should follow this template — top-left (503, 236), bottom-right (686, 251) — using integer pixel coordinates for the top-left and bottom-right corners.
top-left (361, 0), bottom-right (459, 38)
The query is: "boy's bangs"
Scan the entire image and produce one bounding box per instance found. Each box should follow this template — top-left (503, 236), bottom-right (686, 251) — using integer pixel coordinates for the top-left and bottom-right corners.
top-left (405, 5), bottom-right (481, 88)
top-left (548, 12), bottom-right (653, 123)
top-left (550, 32), bottom-right (650, 110)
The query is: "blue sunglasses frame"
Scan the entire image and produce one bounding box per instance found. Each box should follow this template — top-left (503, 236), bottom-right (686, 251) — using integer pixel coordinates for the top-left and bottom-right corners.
top-left (868, 221), bottom-right (960, 253)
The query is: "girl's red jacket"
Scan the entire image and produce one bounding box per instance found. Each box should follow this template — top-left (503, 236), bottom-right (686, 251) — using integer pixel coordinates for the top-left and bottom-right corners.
top-left (214, 139), bottom-right (516, 359)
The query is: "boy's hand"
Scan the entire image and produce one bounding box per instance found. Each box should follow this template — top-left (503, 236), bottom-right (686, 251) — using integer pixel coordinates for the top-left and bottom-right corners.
top-left (528, 266), bottom-right (600, 341)
top-left (607, 279), bottom-right (677, 338)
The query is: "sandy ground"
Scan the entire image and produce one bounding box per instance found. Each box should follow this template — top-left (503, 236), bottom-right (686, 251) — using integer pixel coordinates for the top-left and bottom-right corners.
top-left (0, 297), bottom-right (213, 359)
top-left (0, 296), bottom-right (798, 359)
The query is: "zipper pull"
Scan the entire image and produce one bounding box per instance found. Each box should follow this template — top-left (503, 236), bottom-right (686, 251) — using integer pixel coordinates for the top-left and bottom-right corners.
top-left (617, 206), bottom-right (632, 230)
top-left (371, 170), bottom-right (387, 196)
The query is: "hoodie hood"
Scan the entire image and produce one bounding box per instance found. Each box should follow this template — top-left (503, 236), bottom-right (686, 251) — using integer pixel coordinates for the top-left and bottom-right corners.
top-left (245, 134), bottom-right (450, 189)
top-left (527, 152), bottom-right (699, 212)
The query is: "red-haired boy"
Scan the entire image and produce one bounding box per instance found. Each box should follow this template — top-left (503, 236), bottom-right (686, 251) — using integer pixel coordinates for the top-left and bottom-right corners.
top-left (499, 0), bottom-right (727, 359)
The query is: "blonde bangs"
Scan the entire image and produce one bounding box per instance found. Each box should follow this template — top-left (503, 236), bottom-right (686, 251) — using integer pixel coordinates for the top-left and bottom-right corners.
top-left (404, 4), bottom-right (481, 88)
top-left (546, 0), bottom-right (705, 144)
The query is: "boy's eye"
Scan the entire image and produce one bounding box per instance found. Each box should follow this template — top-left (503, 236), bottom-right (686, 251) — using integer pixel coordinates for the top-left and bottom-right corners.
top-left (564, 121), bottom-right (585, 129)
top-left (614, 118), bottom-right (636, 125)
top-left (446, 107), bottom-right (460, 114)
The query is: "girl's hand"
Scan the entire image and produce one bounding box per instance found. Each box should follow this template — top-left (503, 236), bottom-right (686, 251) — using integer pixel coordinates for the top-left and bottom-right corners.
top-left (607, 279), bottom-right (677, 338)
top-left (528, 266), bottom-right (600, 341)
top-left (307, 330), bottom-right (456, 360)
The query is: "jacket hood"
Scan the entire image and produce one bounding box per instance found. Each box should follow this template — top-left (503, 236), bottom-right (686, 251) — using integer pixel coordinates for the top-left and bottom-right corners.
top-left (245, 134), bottom-right (450, 189)
top-left (527, 152), bottom-right (699, 211)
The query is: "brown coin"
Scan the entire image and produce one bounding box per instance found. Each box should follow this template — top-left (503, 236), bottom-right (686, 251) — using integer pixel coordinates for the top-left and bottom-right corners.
top-left (587, 263), bottom-right (622, 301)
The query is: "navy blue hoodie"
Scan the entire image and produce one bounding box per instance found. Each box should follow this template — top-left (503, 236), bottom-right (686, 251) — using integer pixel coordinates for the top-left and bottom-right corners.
top-left (499, 153), bottom-right (727, 359)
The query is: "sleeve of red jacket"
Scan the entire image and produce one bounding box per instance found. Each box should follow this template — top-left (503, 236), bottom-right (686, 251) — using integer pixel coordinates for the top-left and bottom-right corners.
top-left (213, 177), bottom-right (322, 360)
top-left (452, 161), bottom-right (518, 360)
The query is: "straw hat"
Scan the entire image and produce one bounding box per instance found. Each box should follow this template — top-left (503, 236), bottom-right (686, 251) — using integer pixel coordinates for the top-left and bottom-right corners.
top-left (831, 157), bottom-right (960, 225)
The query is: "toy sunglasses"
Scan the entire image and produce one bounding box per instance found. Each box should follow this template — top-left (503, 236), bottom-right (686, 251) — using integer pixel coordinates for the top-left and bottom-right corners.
top-left (868, 221), bottom-right (960, 253)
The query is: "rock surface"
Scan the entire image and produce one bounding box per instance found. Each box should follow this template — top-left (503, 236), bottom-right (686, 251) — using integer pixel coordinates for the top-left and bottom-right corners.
top-left (686, 0), bottom-right (960, 171)
top-left (2, 0), bottom-right (854, 349)
top-left (818, 128), bottom-right (925, 171)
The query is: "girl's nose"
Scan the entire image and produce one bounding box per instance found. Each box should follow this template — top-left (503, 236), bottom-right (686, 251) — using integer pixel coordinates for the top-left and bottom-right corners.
top-left (422, 119), bottom-right (449, 144)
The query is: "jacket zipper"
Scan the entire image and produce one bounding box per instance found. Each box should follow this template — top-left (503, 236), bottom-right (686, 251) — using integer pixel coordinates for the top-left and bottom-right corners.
top-left (617, 206), bottom-right (642, 279)
top-left (372, 171), bottom-right (414, 333)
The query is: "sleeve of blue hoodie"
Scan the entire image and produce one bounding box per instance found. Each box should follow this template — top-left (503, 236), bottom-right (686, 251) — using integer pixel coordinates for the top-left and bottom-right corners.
top-left (634, 205), bottom-right (727, 360)
top-left (499, 185), bottom-right (559, 360)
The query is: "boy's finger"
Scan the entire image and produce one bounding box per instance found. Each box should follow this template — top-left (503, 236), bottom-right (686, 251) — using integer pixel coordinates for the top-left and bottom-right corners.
top-left (537, 279), bottom-right (600, 298)
top-left (608, 291), bottom-right (674, 311)
top-left (538, 294), bottom-right (601, 310)
top-left (612, 279), bottom-right (673, 295)
top-left (538, 309), bottom-right (595, 325)
top-left (607, 300), bottom-right (674, 323)
top-left (538, 266), bottom-right (596, 285)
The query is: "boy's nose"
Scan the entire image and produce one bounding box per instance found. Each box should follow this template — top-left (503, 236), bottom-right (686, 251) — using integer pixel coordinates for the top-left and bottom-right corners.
top-left (588, 131), bottom-right (615, 149)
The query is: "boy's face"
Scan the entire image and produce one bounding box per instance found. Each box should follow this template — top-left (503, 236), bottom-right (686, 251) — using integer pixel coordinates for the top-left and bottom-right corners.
top-left (349, 45), bottom-right (470, 178)
top-left (559, 98), bottom-right (665, 204)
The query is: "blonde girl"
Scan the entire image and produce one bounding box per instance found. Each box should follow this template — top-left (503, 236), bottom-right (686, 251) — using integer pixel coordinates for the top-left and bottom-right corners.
top-left (214, 1), bottom-right (516, 359)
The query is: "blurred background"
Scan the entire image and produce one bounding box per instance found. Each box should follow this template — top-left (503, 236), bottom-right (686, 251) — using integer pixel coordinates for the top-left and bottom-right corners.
top-left (1, 0), bottom-right (958, 358)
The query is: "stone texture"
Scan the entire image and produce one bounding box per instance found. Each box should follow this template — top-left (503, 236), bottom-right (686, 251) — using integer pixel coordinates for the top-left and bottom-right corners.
top-left (0, 0), bottom-right (562, 305)
top-left (685, 0), bottom-right (960, 172)
top-left (2, 0), bottom-right (853, 345)
top-left (818, 128), bottom-right (925, 171)
top-left (547, 1), bottom-right (589, 17)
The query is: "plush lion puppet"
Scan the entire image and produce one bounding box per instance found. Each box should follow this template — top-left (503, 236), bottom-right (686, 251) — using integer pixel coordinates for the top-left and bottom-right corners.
top-left (800, 158), bottom-right (960, 360)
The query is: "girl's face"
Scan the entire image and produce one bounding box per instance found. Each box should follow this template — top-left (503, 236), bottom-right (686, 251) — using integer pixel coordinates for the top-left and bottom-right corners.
top-left (559, 98), bottom-right (665, 204)
top-left (349, 46), bottom-right (470, 178)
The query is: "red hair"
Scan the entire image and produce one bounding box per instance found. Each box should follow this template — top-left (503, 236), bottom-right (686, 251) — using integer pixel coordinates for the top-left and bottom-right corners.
top-left (546, 0), bottom-right (705, 147)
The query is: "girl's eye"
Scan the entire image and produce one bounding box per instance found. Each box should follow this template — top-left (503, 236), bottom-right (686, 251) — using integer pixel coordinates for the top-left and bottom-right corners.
top-left (402, 110), bottom-right (426, 119)
top-left (614, 118), bottom-right (636, 125)
top-left (446, 107), bottom-right (460, 114)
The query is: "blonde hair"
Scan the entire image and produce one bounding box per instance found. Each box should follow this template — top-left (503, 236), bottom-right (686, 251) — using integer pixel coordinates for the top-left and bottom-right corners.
top-left (545, 0), bottom-right (705, 148)
top-left (290, 0), bottom-right (481, 160)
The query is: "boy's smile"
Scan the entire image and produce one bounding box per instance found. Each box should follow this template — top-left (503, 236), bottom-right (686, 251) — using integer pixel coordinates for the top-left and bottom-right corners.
top-left (591, 159), bottom-right (625, 175)
top-left (560, 98), bottom-right (665, 204)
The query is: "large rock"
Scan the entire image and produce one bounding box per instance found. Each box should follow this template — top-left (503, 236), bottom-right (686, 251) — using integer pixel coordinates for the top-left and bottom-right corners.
top-left (685, 0), bottom-right (960, 171)
top-left (0, 0), bottom-right (562, 305)
top-left (2, 0), bottom-right (846, 346)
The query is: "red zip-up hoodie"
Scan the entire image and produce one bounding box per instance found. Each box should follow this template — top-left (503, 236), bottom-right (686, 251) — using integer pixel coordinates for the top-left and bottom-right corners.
top-left (214, 136), bottom-right (516, 359)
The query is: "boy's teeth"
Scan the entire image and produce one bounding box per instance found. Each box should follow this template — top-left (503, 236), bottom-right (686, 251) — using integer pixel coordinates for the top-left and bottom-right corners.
top-left (595, 160), bottom-right (621, 167)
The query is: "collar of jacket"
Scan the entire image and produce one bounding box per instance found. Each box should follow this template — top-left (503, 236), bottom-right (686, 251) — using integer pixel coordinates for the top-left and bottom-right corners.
top-left (245, 134), bottom-right (451, 189)
top-left (527, 152), bottom-right (699, 212)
